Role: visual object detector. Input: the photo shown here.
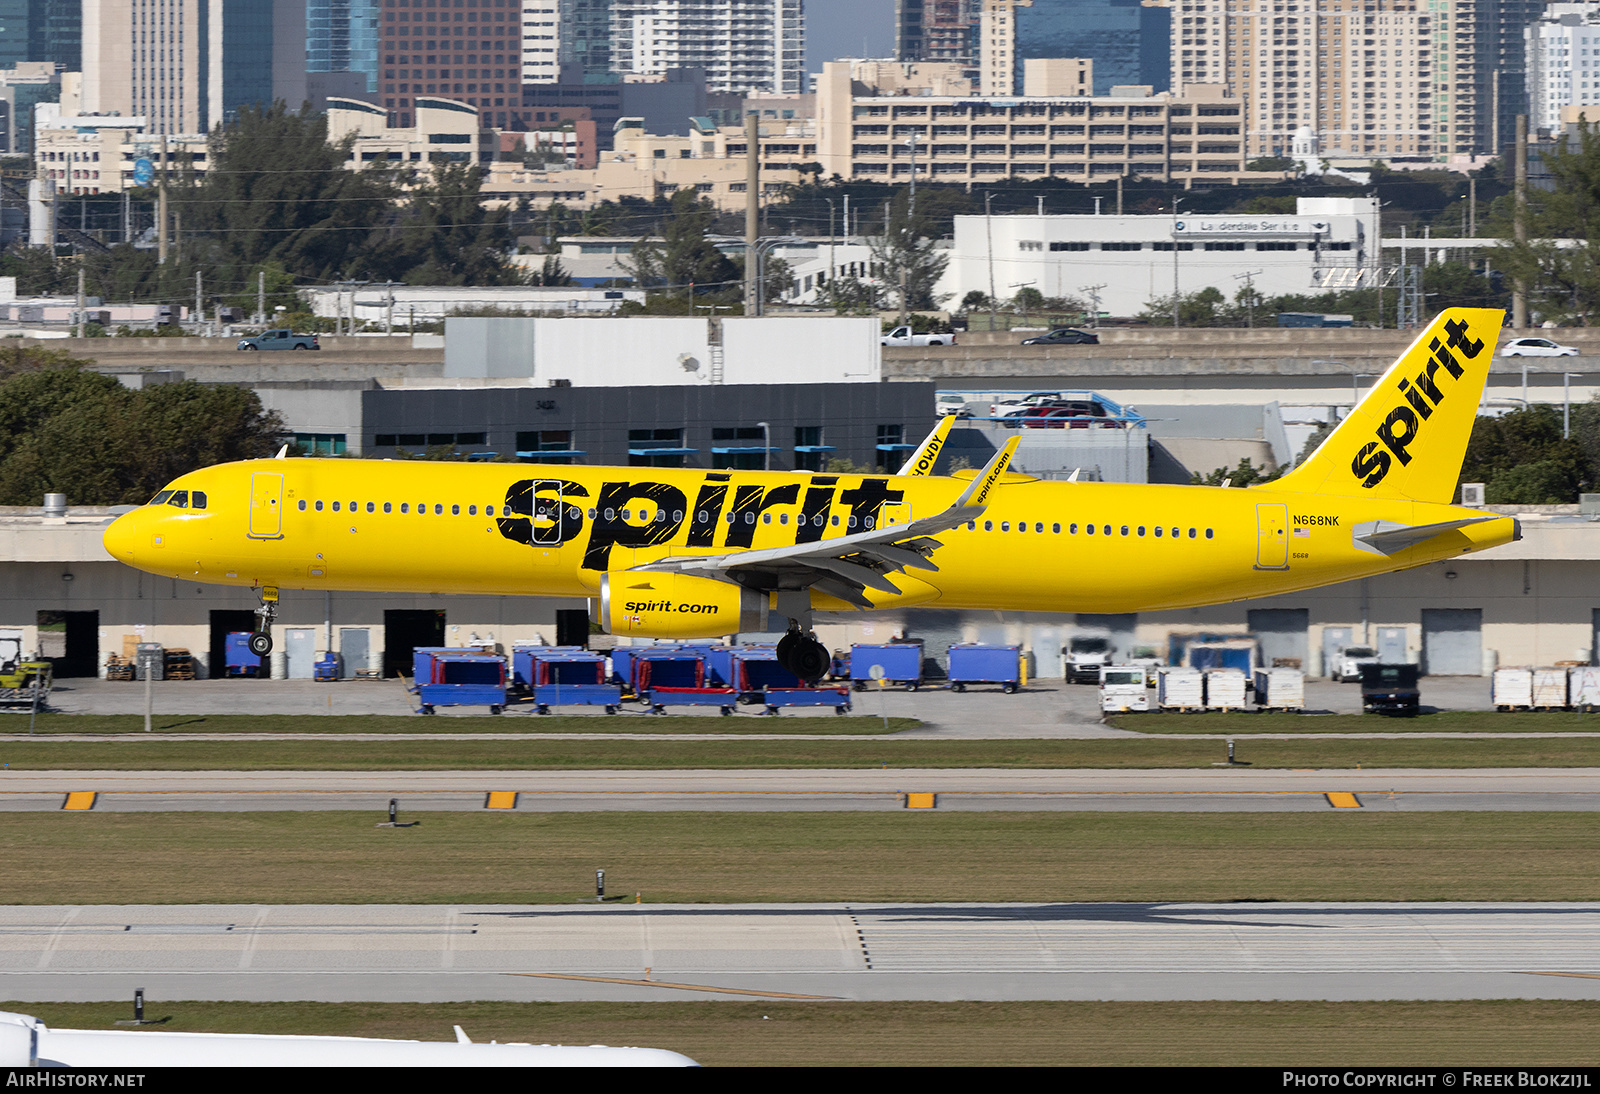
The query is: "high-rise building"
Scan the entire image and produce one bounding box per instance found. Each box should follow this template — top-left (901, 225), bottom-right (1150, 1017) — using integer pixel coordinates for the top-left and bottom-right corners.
top-left (379, 0), bottom-right (525, 128)
top-left (609, 0), bottom-right (804, 95)
top-left (0, 0), bottom-right (81, 71)
top-left (1528, 3), bottom-right (1600, 134)
top-left (1011, 0), bottom-right (1169, 95)
top-left (896, 0), bottom-right (982, 68)
top-left (309, 0), bottom-right (380, 93)
top-left (1172, 0), bottom-right (1432, 161)
top-left (82, 0), bottom-right (303, 135)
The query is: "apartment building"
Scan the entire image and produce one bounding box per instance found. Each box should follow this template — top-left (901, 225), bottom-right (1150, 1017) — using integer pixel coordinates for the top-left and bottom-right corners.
top-left (608, 0), bottom-right (804, 95)
top-left (896, 0), bottom-right (983, 68)
top-left (1527, 3), bottom-right (1600, 134)
top-left (816, 59), bottom-right (1248, 186)
top-left (1172, 0), bottom-right (1434, 161)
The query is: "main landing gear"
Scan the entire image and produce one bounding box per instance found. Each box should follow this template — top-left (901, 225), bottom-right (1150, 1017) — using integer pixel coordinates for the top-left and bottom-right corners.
top-left (776, 626), bottom-right (829, 685)
top-left (250, 586), bottom-right (278, 657)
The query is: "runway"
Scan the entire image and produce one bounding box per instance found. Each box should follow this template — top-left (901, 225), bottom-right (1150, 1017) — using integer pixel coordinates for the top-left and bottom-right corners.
top-left (2, 902), bottom-right (1598, 1003)
top-left (3, 767), bottom-right (1600, 811)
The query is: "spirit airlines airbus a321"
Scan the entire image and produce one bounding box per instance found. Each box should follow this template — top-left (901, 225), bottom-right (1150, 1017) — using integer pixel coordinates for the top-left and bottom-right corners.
top-left (103, 307), bottom-right (1519, 683)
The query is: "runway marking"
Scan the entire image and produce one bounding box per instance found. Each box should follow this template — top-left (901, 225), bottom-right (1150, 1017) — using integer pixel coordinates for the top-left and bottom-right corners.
top-left (510, 972), bottom-right (839, 1000)
top-left (1524, 971), bottom-right (1600, 981)
top-left (1325, 792), bottom-right (1362, 809)
top-left (484, 791), bottom-right (518, 809)
top-left (61, 792), bottom-right (96, 811)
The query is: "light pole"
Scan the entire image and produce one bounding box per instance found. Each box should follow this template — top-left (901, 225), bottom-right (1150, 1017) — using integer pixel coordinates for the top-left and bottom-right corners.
top-left (1565, 372), bottom-right (1582, 438)
top-left (984, 192), bottom-right (997, 331)
top-left (1171, 197), bottom-right (1184, 329)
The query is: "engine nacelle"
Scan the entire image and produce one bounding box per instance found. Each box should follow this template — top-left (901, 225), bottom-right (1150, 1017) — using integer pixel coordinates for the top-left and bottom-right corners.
top-left (601, 572), bottom-right (768, 639)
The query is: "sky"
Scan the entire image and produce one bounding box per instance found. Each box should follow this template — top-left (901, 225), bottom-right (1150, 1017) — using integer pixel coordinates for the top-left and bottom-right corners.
top-left (805, 0), bottom-right (896, 76)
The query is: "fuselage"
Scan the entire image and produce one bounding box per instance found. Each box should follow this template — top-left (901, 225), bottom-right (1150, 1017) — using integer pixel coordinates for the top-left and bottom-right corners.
top-left (101, 457), bottom-right (1519, 618)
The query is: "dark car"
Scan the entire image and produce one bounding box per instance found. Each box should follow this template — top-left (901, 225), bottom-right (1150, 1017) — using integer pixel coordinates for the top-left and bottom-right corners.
top-left (1019, 400), bottom-right (1114, 429)
top-left (1021, 328), bottom-right (1100, 346)
top-left (1360, 663), bottom-right (1420, 716)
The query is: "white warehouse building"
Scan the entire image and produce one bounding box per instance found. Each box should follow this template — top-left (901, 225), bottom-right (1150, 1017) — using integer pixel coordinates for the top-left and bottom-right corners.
top-left (939, 197), bottom-right (1381, 318)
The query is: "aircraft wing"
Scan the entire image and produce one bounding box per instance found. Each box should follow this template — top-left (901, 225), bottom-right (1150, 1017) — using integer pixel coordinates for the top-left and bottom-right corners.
top-left (632, 438), bottom-right (1019, 608)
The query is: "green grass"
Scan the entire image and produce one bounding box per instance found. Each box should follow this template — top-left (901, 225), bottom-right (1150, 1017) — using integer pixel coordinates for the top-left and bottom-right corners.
top-left (10, 1000), bottom-right (1600, 1067)
top-left (1114, 710), bottom-right (1600, 734)
top-left (3, 712), bottom-right (917, 736)
top-left (8, 811), bottom-right (1600, 904)
top-left (5, 734), bottom-right (1600, 769)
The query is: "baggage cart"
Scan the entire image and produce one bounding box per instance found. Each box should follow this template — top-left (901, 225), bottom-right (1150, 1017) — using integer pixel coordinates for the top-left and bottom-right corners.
top-left (1204, 669), bottom-right (1248, 710)
top-left (763, 686), bottom-right (852, 715)
top-left (224, 633), bottom-right (259, 678)
top-left (1099, 665), bottom-right (1148, 712)
top-left (634, 652), bottom-right (707, 706)
top-left (510, 644), bottom-right (585, 690)
top-left (946, 644), bottom-right (1022, 693)
top-left (1188, 640), bottom-right (1257, 677)
top-left (647, 685), bottom-right (740, 715)
top-left (1492, 667), bottom-right (1534, 710)
top-left (414, 651), bottom-right (507, 714)
top-left (1157, 667), bottom-right (1205, 711)
top-left (1532, 667), bottom-right (1570, 710)
top-left (849, 642), bottom-right (924, 691)
top-left (531, 654), bottom-right (622, 714)
top-left (1253, 668), bottom-right (1305, 711)
top-left (1572, 667), bottom-right (1600, 711)
top-left (314, 655), bottom-right (341, 682)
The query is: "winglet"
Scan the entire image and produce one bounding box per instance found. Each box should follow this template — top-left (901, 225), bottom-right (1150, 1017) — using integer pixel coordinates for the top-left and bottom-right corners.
top-left (454, 1025), bottom-right (472, 1044)
top-left (896, 416), bottom-right (956, 476)
top-left (274, 444), bottom-right (289, 460)
top-left (956, 436), bottom-right (1021, 508)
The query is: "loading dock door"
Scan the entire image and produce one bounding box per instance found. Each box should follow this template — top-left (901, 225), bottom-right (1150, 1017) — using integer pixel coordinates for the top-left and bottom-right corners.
top-left (1422, 609), bottom-right (1482, 676)
top-left (383, 609), bottom-right (445, 678)
top-left (1322, 626), bottom-right (1353, 677)
top-left (285, 629), bottom-right (316, 679)
top-left (1248, 608), bottom-right (1309, 669)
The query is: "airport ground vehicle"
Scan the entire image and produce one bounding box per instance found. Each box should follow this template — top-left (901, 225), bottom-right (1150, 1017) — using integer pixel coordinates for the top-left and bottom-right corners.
top-left (1334, 645), bottom-right (1380, 681)
top-left (1020, 328), bottom-right (1100, 346)
top-left (1065, 636), bottom-right (1112, 684)
top-left (1500, 337), bottom-right (1578, 357)
top-left (237, 329), bottom-right (320, 350)
top-left (1360, 663), bottom-right (1421, 715)
top-left (104, 309), bottom-right (1520, 687)
top-left (881, 326), bottom-right (955, 347)
top-left (1099, 664), bottom-right (1148, 711)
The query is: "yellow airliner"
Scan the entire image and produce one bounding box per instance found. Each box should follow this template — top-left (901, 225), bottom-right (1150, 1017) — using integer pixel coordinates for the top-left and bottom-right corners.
top-left (104, 307), bottom-right (1517, 680)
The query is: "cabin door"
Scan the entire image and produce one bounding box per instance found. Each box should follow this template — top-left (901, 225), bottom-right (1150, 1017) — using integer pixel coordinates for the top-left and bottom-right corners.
top-left (248, 472), bottom-right (284, 539)
top-left (1254, 503), bottom-right (1289, 570)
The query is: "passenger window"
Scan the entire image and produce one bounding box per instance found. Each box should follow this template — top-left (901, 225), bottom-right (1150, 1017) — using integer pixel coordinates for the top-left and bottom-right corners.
top-left (1188, 528), bottom-right (1196, 538)
top-left (315, 501), bottom-right (324, 511)
top-left (779, 513), bottom-right (788, 524)
top-left (1036, 523), bottom-right (1044, 533)
top-left (657, 510), bottom-right (667, 523)
top-left (1102, 525), bottom-right (1111, 536)
top-left (1206, 528), bottom-right (1214, 539)
top-left (984, 520), bottom-right (993, 531)
top-left (434, 504), bottom-right (443, 515)
top-left (967, 521), bottom-right (976, 530)
top-left (298, 500), bottom-right (307, 511)
top-left (487, 506), bottom-right (495, 516)
top-left (167, 491), bottom-right (188, 508)
top-left (698, 511), bottom-right (709, 522)
top-left (864, 517), bottom-right (875, 530)
top-left (366, 502), bottom-right (375, 513)
top-left (605, 508), bottom-right (616, 520)
top-left (1137, 526), bottom-right (1145, 536)
top-left (588, 509), bottom-right (597, 519)
top-left (849, 517), bottom-right (859, 528)
top-left (763, 513), bottom-right (772, 524)
top-left (349, 502), bottom-right (356, 511)
top-left (1086, 524), bottom-right (1094, 535)
top-left (724, 513), bottom-right (734, 523)
top-left (469, 505), bottom-right (477, 516)
top-left (744, 512), bottom-right (755, 524)
top-left (400, 503), bottom-right (409, 514)
top-left (1120, 526), bottom-right (1128, 536)
top-left (674, 511), bottom-right (684, 522)
top-left (1171, 527), bottom-right (1179, 538)
top-left (1001, 522), bottom-right (1010, 532)
top-left (149, 490), bottom-right (174, 506)
top-left (191, 492), bottom-right (207, 510)
top-left (384, 502), bottom-right (392, 513)
top-left (832, 516), bottom-right (841, 526)
top-left (1069, 523), bottom-right (1077, 534)
top-left (1154, 526), bottom-right (1163, 537)
top-left (332, 502), bottom-right (341, 512)
top-left (452, 505), bottom-right (460, 516)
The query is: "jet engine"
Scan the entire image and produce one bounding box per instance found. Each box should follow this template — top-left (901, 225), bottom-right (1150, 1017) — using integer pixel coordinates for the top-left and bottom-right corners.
top-left (600, 572), bottom-right (767, 639)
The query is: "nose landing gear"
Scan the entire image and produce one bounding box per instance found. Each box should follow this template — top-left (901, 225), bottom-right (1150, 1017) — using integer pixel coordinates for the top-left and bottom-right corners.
top-left (250, 585), bottom-right (278, 657)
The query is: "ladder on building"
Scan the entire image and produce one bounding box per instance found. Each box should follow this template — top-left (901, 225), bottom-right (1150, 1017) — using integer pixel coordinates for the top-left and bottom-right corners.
top-left (707, 317), bottom-right (725, 385)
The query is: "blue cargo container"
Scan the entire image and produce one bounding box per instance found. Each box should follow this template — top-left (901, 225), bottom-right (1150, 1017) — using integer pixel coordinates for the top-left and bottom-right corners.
top-left (632, 652), bottom-right (705, 696)
top-left (510, 645), bottom-right (587, 691)
top-left (947, 644), bottom-right (1022, 692)
top-left (530, 654), bottom-right (621, 714)
top-left (849, 642), bottom-right (924, 690)
top-left (225, 632), bottom-right (263, 678)
top-left (414, 651), bottom-right (507, 714)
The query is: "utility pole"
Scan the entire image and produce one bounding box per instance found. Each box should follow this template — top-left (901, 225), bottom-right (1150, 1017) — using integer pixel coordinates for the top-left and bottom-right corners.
top-left (257, 271), bottom-right (266, 326)
top-left (984, 192), bottom-right (997, 331)
top-left (157, 135), bottom-right (169, 265)
top-left (75, 267), bottom-right (84, 338)
top-left (743, 112), bottom-right (760, 317)
top-left (1171, 197), bottom-right (1183, 329)
top-left (1514, 114), bottom-right (1528, 330)
top-left (195, 270), bottom-right (202, 335)
top-left (1469, 176), bottom-right (1477, 238)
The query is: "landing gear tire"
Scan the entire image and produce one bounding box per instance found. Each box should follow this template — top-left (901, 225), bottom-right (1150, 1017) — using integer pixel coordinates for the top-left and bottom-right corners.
top-left (248, 631), bottom-right (273, 657)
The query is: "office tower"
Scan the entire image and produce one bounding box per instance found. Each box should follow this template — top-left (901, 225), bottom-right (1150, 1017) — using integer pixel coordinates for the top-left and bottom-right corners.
top-left (83, 0), bottom-right (297, 134)
top-left (609, 0), bottom-right (804, 95)
top-left (309, 0), bottom-right (380, 93)
top-left (1527, 3), bottom-right (1600, 134)
top-left (1173, 0), bottom-right (1432, 161)
top-left (379, 0), bottom-right (524, 128)
top-left (1010, 0), bottom-right (1170, 95)
top-left (897, 0), bottom-right (982, 67)
top-left (0, 0), bottom-right (80, 70)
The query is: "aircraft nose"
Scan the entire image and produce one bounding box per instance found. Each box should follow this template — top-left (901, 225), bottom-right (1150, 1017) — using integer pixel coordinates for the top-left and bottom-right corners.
top-left (102, 510), bottom-right (141, 566)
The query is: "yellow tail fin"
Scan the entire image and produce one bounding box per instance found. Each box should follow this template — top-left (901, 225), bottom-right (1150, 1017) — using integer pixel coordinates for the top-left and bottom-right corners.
top-left (1271, 307), bottom-right (1505, 503)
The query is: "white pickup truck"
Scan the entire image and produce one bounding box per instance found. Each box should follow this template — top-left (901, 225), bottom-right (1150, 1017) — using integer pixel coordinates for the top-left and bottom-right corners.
top-left (881, 326), bottom-right (956, 347)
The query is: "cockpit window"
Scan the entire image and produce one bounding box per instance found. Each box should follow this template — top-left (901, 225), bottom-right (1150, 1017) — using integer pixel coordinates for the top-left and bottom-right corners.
top-left (191, 491), bottom-right (207, 510)
top-left (149, 490), bottom-right (174, 506)
top-left (166, 491), bottom-right (188, 508)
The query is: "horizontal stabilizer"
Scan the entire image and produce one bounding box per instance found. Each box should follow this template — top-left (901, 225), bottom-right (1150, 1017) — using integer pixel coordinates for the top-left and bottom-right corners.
top-left (1352, 516), bottom-right (1500, 555)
